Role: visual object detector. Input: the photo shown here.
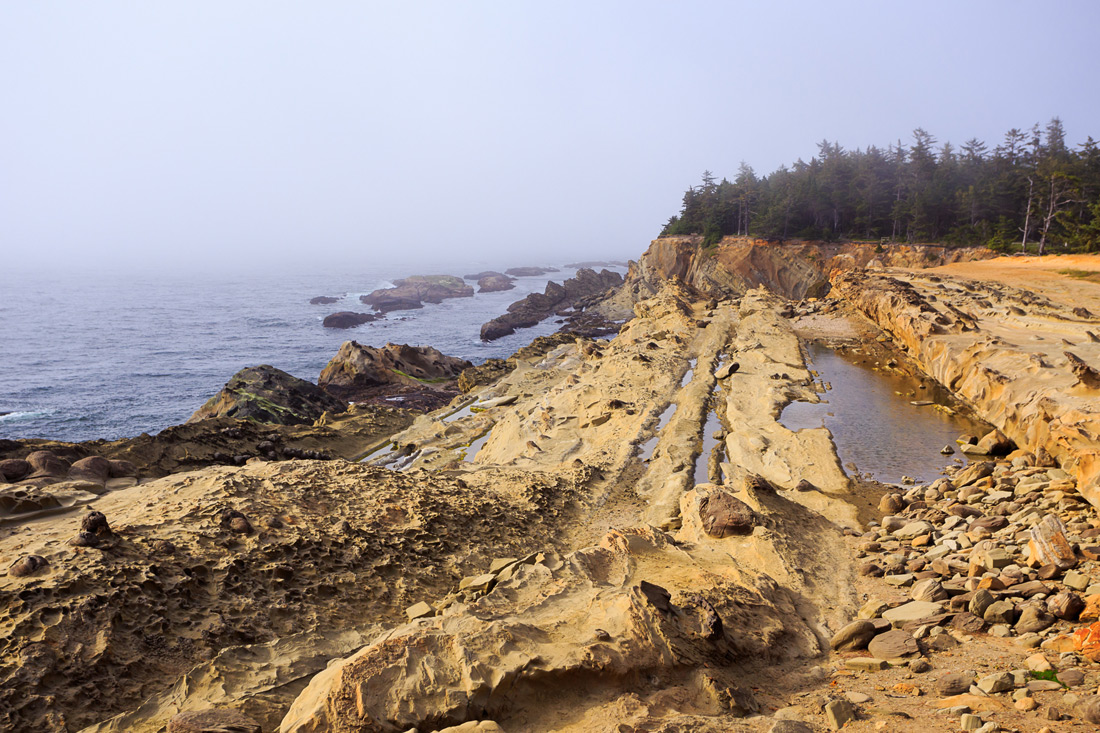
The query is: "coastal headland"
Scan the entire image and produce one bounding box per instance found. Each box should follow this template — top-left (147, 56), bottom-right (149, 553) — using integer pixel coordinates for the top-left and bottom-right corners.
top-left (2, 237), bottom-right (1100, 732)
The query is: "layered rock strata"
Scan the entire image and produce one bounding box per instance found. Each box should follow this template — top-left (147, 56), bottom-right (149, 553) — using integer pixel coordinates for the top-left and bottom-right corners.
top-left (830, 268), bottom-right (1100, 508)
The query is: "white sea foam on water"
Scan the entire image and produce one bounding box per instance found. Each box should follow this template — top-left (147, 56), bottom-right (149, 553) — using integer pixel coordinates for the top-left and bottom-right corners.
top-left (0, 410), bottom-right (55, 423)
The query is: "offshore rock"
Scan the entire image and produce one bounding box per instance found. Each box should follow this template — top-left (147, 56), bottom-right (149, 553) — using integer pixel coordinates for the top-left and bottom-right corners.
top-left (189, 365), bottom-right (347, 426)
top-left (322, 311), bottom-right (379, 329)
top-left (360, 275), bottom-right (473, 312)
top-left (480, 268), bottom-right (623, 341)
top-left (476, 273), bottom-right (515, 293)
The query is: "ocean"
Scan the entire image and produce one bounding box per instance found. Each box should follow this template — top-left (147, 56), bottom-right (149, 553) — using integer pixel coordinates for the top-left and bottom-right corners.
top-left (1, 261), bottom-right (625, 443)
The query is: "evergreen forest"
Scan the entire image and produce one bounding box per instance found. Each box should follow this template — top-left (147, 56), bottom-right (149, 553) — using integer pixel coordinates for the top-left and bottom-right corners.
top-left (661, 118), bottom-right (1100, 253)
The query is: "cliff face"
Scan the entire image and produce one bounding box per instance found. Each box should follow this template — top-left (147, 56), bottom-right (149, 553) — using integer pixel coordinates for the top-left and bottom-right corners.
top-left (830, 268), bottom-right (1100, 507)
top-left (625, 236), bottom-right (993, 301)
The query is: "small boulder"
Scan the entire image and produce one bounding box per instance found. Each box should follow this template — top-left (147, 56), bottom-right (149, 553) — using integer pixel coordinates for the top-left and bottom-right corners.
top-left (867, 628), bottom-right (919, 659)
top-left (937, 672), bottom-right (973, 696)
top-left (830, 620), bottom-right (877, 652)
top-left (698, 489), bottom-right (757, 537)
top-left (68, 456), bottom-right (112, 484)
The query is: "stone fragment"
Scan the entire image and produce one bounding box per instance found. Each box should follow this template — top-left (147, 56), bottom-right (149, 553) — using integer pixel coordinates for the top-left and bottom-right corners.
top-left (460, 573), bottom-right (497, 593)
top-left (867, 629), bottom-right (919, 659)
top-left (1028, 680), bottom-right (1062, 692)
top-left (976, 429), bottom-right (1015, 456)
top-left (960, 712), bottom-right (982, 730)
top-left (953, 462), bottom-right (995, 489)
top-left (983, 600), bottom-right (1017, 625)
top-left (769, 722), bottom-right (813, 733)
top-left (882, 601), bottom-right (944, 627)
top-left (879, 493), bottom-right (905, 514)
top-left (844, 691), bottom-right (872, 704)
top-left (167, 709), bottom-right (262, 733)
top-left (1072, 620), bottom-right (1100, 662)
top-left (976, 672), bottom-right (1013, 694)
top-left (405, 601), bottom-right (435, 621)
top-left (952, 613), bottom-right (985, 634)
top-left (911, 578), bottom-right (949, 603)
top-left (895, 521), bottom-right (935, 539)
top-left (909, 658), bottom-right (932, 673)
top-left (1081, 594), bottom-right (1100, 621)
top-left (1063, 570), bottom-right (1090, 591)
top-left (1078, 696), bottom-right (1100, 725)
top-left (858, 599), bottom-right (889, 619)
top-left (968, 589), bottom-right (995, 618)
top-left (844, 657), bottom-right (888, 671)
top-left (824, 699), bottom-right (856, 730)
top-left (1015, 697), bottom-right (1039, 712)
top-left (1026, 653), bottom-right (1053, 673)
top-left (698, 489), bottom-right (756, 537)
top-left (1015, 605), bottom-right (1055, 633)
top-left (1059, 668), bottom-right (1085, 687)
top-left (830, 620), bottom-right (877, 652)
top-left (1047, 589), bottom-right (1082, 620)
top-left (1027, 514), bottom-right (1077, 570)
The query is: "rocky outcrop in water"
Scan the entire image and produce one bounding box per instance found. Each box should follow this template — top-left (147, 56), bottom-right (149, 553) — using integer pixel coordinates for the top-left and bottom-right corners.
top-left (359, 275), bottom-right (473, 313)
top-left (309, 295), bottom-right (340, 305)
top-left (504, 266), bottom-right (558, 277)
top-left (317, 341), bottom-right (472, 408)
top-left (321, 311), bottom-right (379, 329)
top-left (476, 272), bottom-right (515, 292)
top-left (479, 267), bottom-right (623, 340)
top-left (189, 365), bottom-right (347, 426)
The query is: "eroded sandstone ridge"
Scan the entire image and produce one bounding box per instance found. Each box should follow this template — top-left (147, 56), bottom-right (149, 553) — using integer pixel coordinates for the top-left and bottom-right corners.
top-left (4, 241), bottom-right (1100, 732)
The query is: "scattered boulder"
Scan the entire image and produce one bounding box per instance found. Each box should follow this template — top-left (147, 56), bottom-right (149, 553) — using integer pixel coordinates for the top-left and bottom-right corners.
top-left (0, 459), bottom-right (31, 482)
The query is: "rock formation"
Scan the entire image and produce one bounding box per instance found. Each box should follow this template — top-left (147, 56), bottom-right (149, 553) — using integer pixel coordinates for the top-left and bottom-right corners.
top-left (359, 275), bottom-right (474, 313)
top-left (476, 272), bottom-right (515, 292)
top-left (309, 295), bottom-right (340, 305)
top-left (503, 266), bottom-right (559, 276)
top-left (189, 365), bottom-right (348, 426)
top-left (322, 311), bottom-right (379, 329)
top-left (317, 341), bottom-right (472, 408)
top-left (480, 267), bottom-right (624, 340)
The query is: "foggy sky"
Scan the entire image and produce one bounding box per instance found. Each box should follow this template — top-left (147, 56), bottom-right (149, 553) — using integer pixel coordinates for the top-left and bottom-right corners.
top-left (3, 1), bottom-right (1099, 271)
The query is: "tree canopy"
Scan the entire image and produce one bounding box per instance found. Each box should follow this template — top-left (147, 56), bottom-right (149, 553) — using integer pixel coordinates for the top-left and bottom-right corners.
top-left (662, 119), bottom-right (1100, 254)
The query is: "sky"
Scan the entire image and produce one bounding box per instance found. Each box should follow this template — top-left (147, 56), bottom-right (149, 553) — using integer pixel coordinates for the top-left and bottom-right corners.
top-left (3, 1), bottom-right (1099, 271)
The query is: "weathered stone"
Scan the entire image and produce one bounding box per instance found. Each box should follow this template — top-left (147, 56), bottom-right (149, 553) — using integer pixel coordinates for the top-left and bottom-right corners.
top-left (406, 601), bottom-right (435, 621)
top-left (968, 589), bottom-right (995, 618)
top-left (1063, 570), bottom-right (1090, 591)
top-left (879, 493), bottom-right (905, 514)
top-left (953, 462), bottom-right (995, 489)
top-left (1015, 605), bottom-right (1055, 634)
top-left (167, 709), bottom-right (262, 733)
top-left (895, 520), bottom-right (935, 539)
top-left (698, 489), bottom-right (756, 537)
top-left (1025, 653), bottom-right (1053, 673)
top-left (858, 599), bottom-right (889, 619)
top-left (952, 612), bottom-right (986, 634)
top-left (1059, 668), bottom-right (1085, 687)
top-left (939, 673), bottom-right (974, 696)
top-left (882, 601), bottom-right (944, 627)
top-left (983, 600), bottom-right (1017, 625)
top-left (1072, 621), bottom-right (1100, 662)
top-left (911, 578), bottom-right (949, 603)
top-left (976, 671), bottom-right (1013, 694)
top-left (824, 699), bottom-right (856, 730)
top-left (830, 620), bottom-right (877, 652)
top-left (960, 712), bottom-right (983, 730)
top-left (844, 657), bottom-right (888, 671)
top-left (1077, 695), bottom-right (1100, 724)
top-left (1027, 514), bottom-right (1078, 570)
top-left (867, 628), bottom-right (919, 659)
top-left (8, 555), bottom-right (48, 578)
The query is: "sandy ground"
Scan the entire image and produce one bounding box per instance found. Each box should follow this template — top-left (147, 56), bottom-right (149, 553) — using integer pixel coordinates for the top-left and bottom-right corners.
top-left (925, 254), bottom-right (1100, 313)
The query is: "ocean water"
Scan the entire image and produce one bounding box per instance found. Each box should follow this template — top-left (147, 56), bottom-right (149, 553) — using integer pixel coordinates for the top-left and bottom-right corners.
top-left (1, 261), bottom-right (625, 443)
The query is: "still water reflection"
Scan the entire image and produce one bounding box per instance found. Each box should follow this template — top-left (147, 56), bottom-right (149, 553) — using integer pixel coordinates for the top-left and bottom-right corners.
top-left (780, 342), bottom-right (989, 485)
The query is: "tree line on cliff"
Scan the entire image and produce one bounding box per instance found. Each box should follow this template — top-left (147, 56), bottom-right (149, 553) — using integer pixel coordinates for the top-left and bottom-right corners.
top-left (662, 118), bottom-right (1100, 254)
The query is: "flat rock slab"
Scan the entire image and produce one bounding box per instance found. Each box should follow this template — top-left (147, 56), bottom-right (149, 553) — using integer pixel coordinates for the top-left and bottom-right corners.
top-left (882, 600), bottom-right (945, 627)
top-left (868, 628), bottom-right (919, 659)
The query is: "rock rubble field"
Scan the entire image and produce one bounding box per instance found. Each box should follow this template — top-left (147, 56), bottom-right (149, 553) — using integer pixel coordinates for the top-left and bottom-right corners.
top-left (1, 237), bottom-right (1099, 732)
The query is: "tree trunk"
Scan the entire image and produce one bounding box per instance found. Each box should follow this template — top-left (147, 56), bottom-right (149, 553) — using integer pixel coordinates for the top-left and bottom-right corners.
top-left (1020, 176), bottom-right (1035, 253)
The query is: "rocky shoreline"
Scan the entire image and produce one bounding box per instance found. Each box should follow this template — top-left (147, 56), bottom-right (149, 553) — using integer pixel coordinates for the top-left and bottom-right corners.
top-left (1, 238), bottom-right (1099, 732)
